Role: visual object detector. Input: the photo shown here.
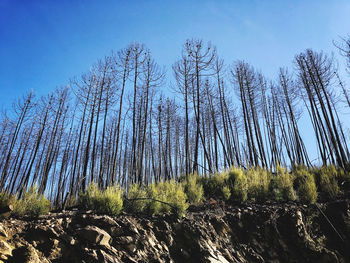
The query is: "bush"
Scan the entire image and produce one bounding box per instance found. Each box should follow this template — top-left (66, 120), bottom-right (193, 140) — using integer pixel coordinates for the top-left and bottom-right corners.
top-left (270, 166), bottom-right (296, 201)
top-left (228, 167), bottom-right (247, 202)
top-left (181, 173), bottom-right (204, 204)
top-left (0, 191), bottom-right (16, 219)
top-left (12, 186), bottom-right (50, 218)
top-left (222, 185), bottom-right (231, 200)
top-left (147, 180), bottom-right (188, 217)
top-left (246, 168), bottom-right (271, 201)
top-left (201, 171), bottom-right (230, 199)
top-left (78, 183), bottom-right (123, 215)
top-left (293, 165), bottom-right (318, 204)
top-left (0, 191), bottom-right (11, 208)
top-left (337, 167), bottom-right (350, 184)
top-left (126, 183), bottom-right (148, 213)
top-left (78, 183), bottom-right (100, 211)
top-left (312, 165), bottom-right (339, 198)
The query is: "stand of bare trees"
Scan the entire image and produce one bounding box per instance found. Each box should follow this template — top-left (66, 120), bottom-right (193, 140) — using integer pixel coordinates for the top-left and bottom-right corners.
top-left (0, 38), bottom-right (349, 205)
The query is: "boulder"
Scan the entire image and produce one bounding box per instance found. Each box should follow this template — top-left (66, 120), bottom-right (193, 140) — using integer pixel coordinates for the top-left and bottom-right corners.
top-left (77, 225), bottom-right (111, 247)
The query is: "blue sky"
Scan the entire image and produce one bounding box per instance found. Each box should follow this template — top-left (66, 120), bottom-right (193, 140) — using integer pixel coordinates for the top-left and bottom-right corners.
top-left (1, 0), bottom-right (350, 109)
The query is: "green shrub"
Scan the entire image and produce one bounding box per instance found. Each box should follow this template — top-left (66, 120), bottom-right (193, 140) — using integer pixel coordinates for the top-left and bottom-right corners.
top-left (312, 165), bottom-right (339, 198)
top-left (222, 186), bottom-right (231, 200)
top-left (0, 191), bottom-right (16, 219)
top-left (98, 185), bottom-right (123, 215)
top-left (147, 180), bottom-right (188, 217)
top-left (271, 166), bottom-right (296, 201)
top-left (78, 183), bottom-right (99, 210)
top-left (78, 183), bottom-right (123, 215)
top-left (181, 173), bottom-right (204, 204)
top-left (246, 167), bottom-right (271, 201)
top-left (201, 171), bottom-right (230, 199)
top-left (64, 194), bottom-right (77, 209)
top-left (0, 191), bottom-right (11, 208)
top-left (228, 167), bottom-right (248, 202)
top-left (337, 167), bottom-right (350, 184)
top-left (126, 183), bottom-right (148, 213)
top-left (12, 186), bottom-right (50, 218)
top-left (293, 165), bottom-right (318, 204)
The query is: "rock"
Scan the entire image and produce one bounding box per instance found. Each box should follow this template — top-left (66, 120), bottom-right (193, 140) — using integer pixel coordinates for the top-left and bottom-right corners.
top-left (97, 249), bottom-right (119, 263)
top-left (0, 224), bottom-right (7, 238)
top-left (61, 233), bottom-right (76, 245)
top-left (77, 225), bottom-right (111, 247)
top-left (0, 205), bottom-right (13, 214)
top-left (0, 240), bottom-right (12, 257)
top-left (11, 244), bottom-right (41, 263)
top-left (117, 236), bottom-right (133, 245)
top-left (0, 200), bottom-right (349, 262)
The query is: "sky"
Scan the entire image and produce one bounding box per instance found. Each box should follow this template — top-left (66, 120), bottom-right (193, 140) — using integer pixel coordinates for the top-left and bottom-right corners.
top-left (0, 0), bottom-right (350, 161)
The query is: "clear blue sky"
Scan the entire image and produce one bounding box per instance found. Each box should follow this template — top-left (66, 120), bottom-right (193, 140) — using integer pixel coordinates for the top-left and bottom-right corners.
top-left (0, 0), bottom-right (349, 108)
top-left (1, 0), bottom-right (349, 163)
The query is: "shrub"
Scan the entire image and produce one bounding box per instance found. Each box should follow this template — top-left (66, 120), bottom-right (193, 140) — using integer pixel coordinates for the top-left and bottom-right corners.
top-left (0, 191), bottom-right (16, 218)
top-left (293, 165), bottom-right (318, 204)
top-left (222, 186), bottom-right (231, 200)
top-left (12, 186), bottom-right (50, 218)
top-left (78, 183), bottom-right (100, 210)
top-left (64, 194), bottom-right (77, 209)
top-left (147, 180), bottom-right (188, 217)
top-left (312, 165), bottom-right (339, 198)
top-left (78, 183), bottom-right (123, 215)
top-left (98, 185), bottom-right (123, 215)
top-left (271, 166), bottom-right (296, 201)
top-left (181, 173), bottom-right (204, 204)
top-left (246, 167), bottom-right (271, 201)
top-left (337, 167), bottom-right (350, 184)
top-left (228, 167), bottom-right (247, 202)
top-left (0, 191), bottom-right (11, 208)
top-left (126, 183), bottom-right (148, 213)
top-left (201, 171), bottom-right (230, 199)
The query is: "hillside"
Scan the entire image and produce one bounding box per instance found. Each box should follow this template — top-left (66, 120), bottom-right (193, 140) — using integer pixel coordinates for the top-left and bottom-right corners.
top-left (0, 196), bottom-right (349, 263)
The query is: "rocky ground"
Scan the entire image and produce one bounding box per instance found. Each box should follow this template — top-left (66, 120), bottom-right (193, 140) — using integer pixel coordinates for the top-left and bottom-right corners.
top-left (0, 197), bottom-right (349, 263)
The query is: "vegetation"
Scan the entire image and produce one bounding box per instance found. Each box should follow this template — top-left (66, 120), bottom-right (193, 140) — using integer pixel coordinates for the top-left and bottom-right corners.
top-left (126, 183), bottom-right (148, 213)
top-left (0, 191), bottom-right (11, 209)
top-left (147, 180), bottom-right (188, 217)
top-left (246, 168), bottom-right (271, 202)
top-left (228, 168), bottom-right (248, 202)
top-left (201, 171), bottom-right (232, 200)
top-left (0, 163), bottom-right (348, 218)
top-left (312, 165), bottom-right (340, 199)
top-left (272, 166), bottom-right (296, 201)
top-left (78, 183), bottom-right (123, 216)
top-left (293, 165), bottom-right (318, 204)
top-left (12, 186), bottom-right (50, 218)
top-left (181, 173), bottom-right (204, 204)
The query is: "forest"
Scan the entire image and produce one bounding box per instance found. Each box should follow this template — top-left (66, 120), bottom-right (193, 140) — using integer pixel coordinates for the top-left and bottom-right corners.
top-left (0, 37), bottom-right (350, 208)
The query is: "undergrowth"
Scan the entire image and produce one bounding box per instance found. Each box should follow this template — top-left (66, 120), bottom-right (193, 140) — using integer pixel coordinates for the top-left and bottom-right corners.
top-left (78, 183), bottom-right (123, 216)
top-left (11, 186), bottom-right (50, 218)
top-left (0, 165), bottom-right (348, 218)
